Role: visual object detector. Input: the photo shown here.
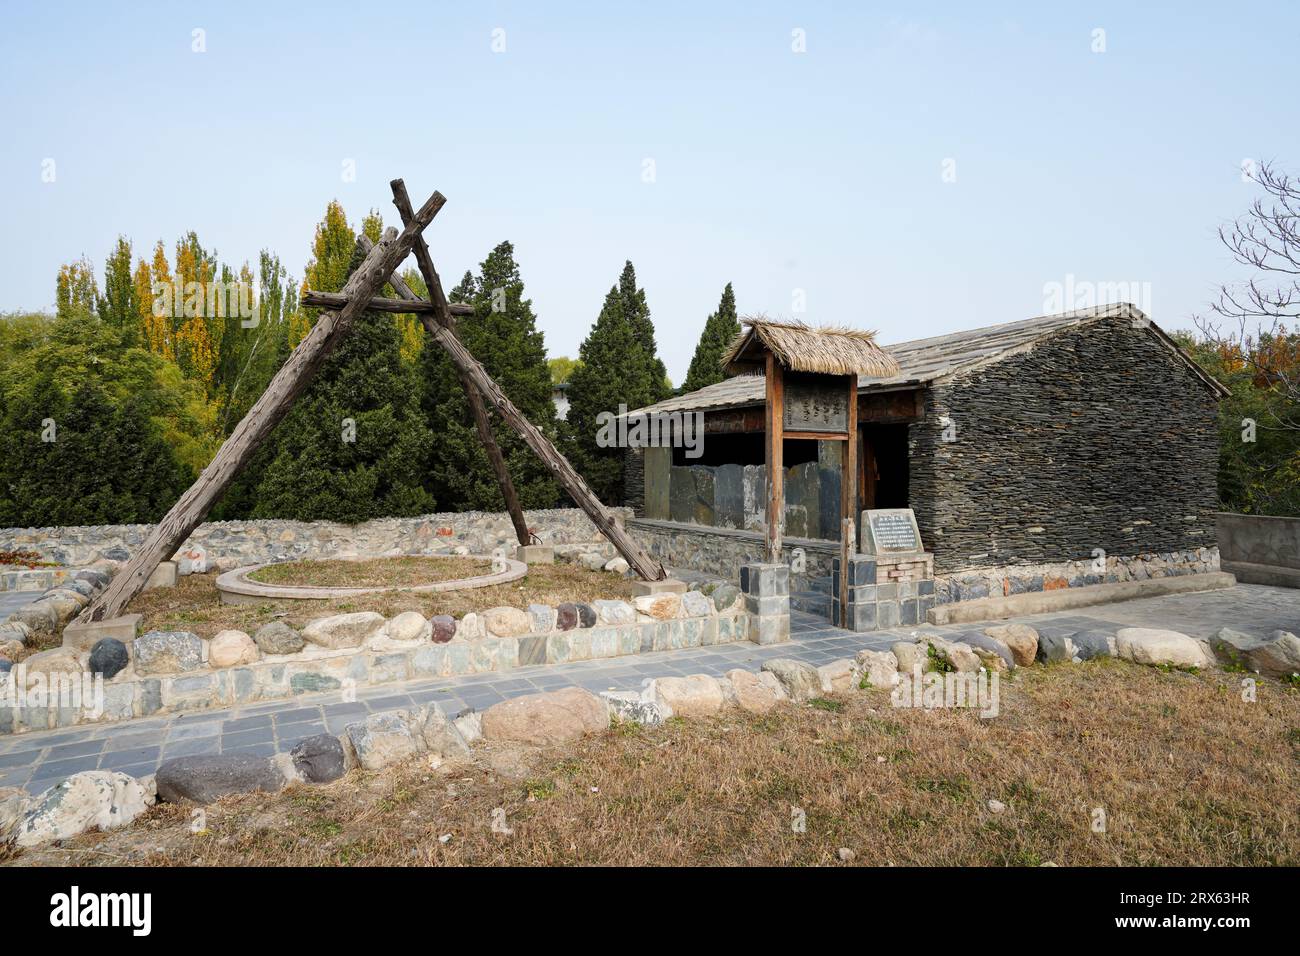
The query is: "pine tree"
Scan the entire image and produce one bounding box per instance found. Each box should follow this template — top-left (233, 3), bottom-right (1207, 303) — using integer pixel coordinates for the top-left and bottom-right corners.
top-left (421, 245), bottom-right (559, 511)
top-left (617, 261), bottom-right (671, 403)
top-left (561, 286), bottom-right (648, 504)
top-left (250, 241), bottom-right (436, 521)
top-left (681, 282), bottom-right (740, 394)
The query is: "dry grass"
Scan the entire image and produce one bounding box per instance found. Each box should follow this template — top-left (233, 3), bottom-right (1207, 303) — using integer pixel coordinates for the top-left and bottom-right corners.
top-left (10, 659), bottom-right (1297, 867)
top-left (125, 564), bottom-right (636, 639)
top-left (247, 556), bottom-right (492, 588)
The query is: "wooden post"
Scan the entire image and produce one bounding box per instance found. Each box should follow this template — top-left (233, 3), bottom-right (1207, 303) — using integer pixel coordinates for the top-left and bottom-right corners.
top-left (842, 375), bottom-right (858, 550)
top-left (300, 291), bottom-right (473, 317)
top-left (417, 317), bottom-right (666, 580)
top-left (387, 178), bottom-right (530, 547)
top-left (764, 353), bottom-right (784, 564)
top-left (77, 192), bottom-right (449, 623)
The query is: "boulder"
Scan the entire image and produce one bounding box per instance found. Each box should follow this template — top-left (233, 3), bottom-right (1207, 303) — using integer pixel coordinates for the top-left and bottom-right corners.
top-left (302, 612), bottom-right (385, 650)
top-left (455, 612), bottom-right (484, 641)
top-left (724, 668), bottom-right (782, 713)
top-left (651, 675), bottom-right (725, 716)
top-left (762, 658), bottom-right (823, 702)
top-left (132, 630), bottom-right (203, 675)
top-left (0, 786), bottom-right (31, 839)
top-left (1115, 627), bottom-right (1215, 669)
top-left (88, 638), bottom-right (129, 679)
top-left (633, 593), bottom-right (681, 620)
top-left (602, 690), bottom-right (671, 725)
top-left (891, 641), bottom-right (928, 674)
top-left (15, 771), bottom-right (155, 847)
top-left (454, 710), bottom-right (483, 744)
top-left (680, 591), bottom-right (714, 618)
top-left (556, 603), bottom-right (580, 631)
top-left (927, 638), bottom-right (981, 673)
top-left (252, 620), bottom-right (304, 656)
top-left (591, 600), bottom-right (636, 625)
top-left (430, 614), bottom-right (457, 644)
top-left (855, 650), bottom-right (899, 689)
top-left (712, 584), bottom-right (741, 612)
top-left (603, 557), bottom-right (630, 574)
top-left (952, 632), bottom-right (1015, 669)
top-left (818, 659), bottom-right (856, 693)
top-left (1037, 631), bottom-right (1079, 664)
top-left (208, 630), bottom-right (259, 668)
top-left (410, 706), bottom-right (471, 760)
top-left (578, 552), bottom-right (606, 571)
top-left (480, 687), bottom-right (608, 746)
top-left (984, 623), bottom-right (1038, 667)
top-left (1067, 629), bottom-right (1115, 661)
top-left (22, 646), bottom-right (84, 682)
top-left (382, 611), bottom-right (431, 644)
top-left (482, 606), bottom-right (531, 638)
top-left (343, 712), bottom-right (418, 771)
top-left (289, 734), bottom-right (347, 784)
top-left (156, 754), bottom-right (285, 804)
top-left (528, 604), bottom-right (557, 634)
top-left (10, 602), bottom-right (58, 639)
top-left (1211, 627), bottom-right (1300, 679)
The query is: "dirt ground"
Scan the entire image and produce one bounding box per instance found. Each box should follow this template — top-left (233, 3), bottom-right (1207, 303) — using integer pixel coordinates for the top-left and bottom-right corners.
top-left (7, 658), bottom-right (1296, 867)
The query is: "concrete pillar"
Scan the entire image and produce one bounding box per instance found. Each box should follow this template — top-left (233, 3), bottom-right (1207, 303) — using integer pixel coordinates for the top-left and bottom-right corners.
top-left (740, 562), bottom-right (790, 645)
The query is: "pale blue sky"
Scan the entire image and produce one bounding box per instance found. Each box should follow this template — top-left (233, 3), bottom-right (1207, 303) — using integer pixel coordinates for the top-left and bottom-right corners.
top-left (2, 1), bottom-right (1295, 381)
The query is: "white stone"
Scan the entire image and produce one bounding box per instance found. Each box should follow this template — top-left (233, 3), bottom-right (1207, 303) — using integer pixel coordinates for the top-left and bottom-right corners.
top-left (381, 611), bottom-right (432, 644)
top-left (302, 612), bottom-right (386, 650)
top-left (455, 612), bottom-right (484, 641)
top-left (16, 771), bottom-right (155, 847)
top-left (855, 650), bottom-right (899, 689)
top-left (208, 630), bottom-right (259, 668)
top-left (1115, 627), bottom-right (1215, 669)
top-left (603, 557), bottom-right (630, 574)
top-left (651, 674), bottom-right (725, 716)
top-left (817, 659), bottom-right (856, 693)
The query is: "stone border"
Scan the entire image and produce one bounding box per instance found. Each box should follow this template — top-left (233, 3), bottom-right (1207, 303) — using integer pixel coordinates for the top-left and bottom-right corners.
top-left (215, 556), bottom-right (527, 605)
top-left (3, 584), bottom-right (747, 736)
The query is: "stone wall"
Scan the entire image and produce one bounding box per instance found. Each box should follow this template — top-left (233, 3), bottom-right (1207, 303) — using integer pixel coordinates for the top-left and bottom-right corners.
top-left (1216, 512), bottom-right (1300, 570)
top-left (909, 316), bottom-right (1221, 574)
top-left (629, 518), bottom-right (836, 590)
top-left (0, 508), bottom-right (631, 570)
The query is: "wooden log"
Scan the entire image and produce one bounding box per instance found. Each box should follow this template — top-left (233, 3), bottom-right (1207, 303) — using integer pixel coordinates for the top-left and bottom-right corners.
top-left (77, 192), bottom-right (449, 623)
top-left (388, 179), bottom-right (530, 548)
top-left (301, 290), bottom-right (474, 317)
top-left (384, 295), bottom-right (665, 580)
top-left (764, 353), bottom-right (784, 564)
top-left (839, 517), bottom-right (854, 628)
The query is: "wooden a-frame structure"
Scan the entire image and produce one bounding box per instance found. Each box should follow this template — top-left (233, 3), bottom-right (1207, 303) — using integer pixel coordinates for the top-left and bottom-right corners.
top-left (78, 180), bottom-right (665, 624)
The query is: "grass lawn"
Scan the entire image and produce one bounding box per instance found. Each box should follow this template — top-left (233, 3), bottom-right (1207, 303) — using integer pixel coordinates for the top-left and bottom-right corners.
top-left (247, 556), bottom-right (493, 588)
top-left (125, 562), bottom-right (636, 639)
top-left (10, 658), bottom-right (1297, 866)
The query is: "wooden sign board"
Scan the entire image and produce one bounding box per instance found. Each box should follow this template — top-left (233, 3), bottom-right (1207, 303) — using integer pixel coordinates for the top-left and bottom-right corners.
top-left (783, 372), bottom-right (850, 435)
top-left (860, 508), bottom-right (923, 555)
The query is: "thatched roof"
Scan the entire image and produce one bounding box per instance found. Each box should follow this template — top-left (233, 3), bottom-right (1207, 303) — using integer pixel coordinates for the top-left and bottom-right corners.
top-left (722, 318), bottom-right (902, 377)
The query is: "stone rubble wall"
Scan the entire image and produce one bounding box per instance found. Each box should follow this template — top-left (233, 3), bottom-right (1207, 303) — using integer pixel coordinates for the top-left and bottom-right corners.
top-left (630, 518), bottom-right (837, 591)
top-left (909, 316), bottom-right (1221, 574)
top-left (0, 508), bottom-right (631, 571)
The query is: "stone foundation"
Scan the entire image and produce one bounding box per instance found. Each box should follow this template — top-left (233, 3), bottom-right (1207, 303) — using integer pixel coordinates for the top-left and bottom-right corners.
top-left (935, 547), bottom-right (1220, 604)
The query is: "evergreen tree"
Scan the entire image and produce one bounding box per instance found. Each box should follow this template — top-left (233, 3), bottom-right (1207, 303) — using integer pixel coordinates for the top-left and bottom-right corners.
top-left (617, 261), bottom-right (671, 404)
top-left (561, 285), bottom-right (648, 504)
top-left (421, 245), bottom-right (559, 511)
top-left (250, 241), bottom-right (436, 521)
top-left (100, 237), bottom-right (141, 347)
top-left (681, 282), bottom-right (740, 394)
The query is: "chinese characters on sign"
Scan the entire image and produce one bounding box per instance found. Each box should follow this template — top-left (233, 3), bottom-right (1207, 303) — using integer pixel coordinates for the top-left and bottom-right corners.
top-left (862, 508), bottom-right (923, 553)
top-left (783, 373), bottom-right (850, 433)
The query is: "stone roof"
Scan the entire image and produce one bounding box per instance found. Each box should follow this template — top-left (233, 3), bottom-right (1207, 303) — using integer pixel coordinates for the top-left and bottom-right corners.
top-left (631, 303), bottom-right (1228, 417)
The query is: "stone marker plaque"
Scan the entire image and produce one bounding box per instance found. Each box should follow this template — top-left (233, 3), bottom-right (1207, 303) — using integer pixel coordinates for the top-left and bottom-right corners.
top-left (860, 508), bottom-right (923, 554)
top-left (783, 373), bottom-right (850, 434)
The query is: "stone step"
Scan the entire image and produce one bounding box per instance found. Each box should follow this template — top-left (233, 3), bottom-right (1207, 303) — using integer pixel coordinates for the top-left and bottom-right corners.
top-left (790, 591), bottom-right (832, 617)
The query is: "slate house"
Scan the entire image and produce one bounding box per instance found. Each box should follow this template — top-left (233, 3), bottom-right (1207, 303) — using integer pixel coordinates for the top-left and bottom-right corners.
top-left (624, 303), bottom-right (1227, 606)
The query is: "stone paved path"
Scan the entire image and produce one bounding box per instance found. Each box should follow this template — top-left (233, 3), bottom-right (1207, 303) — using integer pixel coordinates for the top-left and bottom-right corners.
top-left (1, 583), bottom-right (1297, 795)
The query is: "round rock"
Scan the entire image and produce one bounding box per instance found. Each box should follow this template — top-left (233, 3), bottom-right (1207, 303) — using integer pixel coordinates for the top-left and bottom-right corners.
top-left (89, 638), bottom-right (130, 679)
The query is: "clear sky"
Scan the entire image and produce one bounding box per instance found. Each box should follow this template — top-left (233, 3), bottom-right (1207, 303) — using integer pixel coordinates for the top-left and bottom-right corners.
top-left (2, 1), bottom-right (1295, 382)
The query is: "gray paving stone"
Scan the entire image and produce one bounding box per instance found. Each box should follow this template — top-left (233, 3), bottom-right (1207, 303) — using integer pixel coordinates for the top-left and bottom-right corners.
top-left (46, 738), bottom-right (106, 761)
top-left (222, 715), bottom-right (272, 735)
top-left (222, 728), bottom-right (276, 751)
top-left (99, 747), bottom-right (161, 771)
top-left (223, 742), bottom-right (278, 758)
top-left (161, 737), bottom-right (220, 759)
top-left (0, 748), bottom-right (43, 769)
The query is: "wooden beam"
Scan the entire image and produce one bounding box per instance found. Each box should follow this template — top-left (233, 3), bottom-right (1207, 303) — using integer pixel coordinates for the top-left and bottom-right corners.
top-left (77, 192), bottom-right (449, 623)
top-left (417, 315), bottom-right (666, 580)
top-left (839, 374), bottom-right (858, 625)
top-left (764, 353), bottom-right (784, 564)
top-left (301, 290), bottom-right (474, 317)
top-left (388, 179), bottom-right (530, 548)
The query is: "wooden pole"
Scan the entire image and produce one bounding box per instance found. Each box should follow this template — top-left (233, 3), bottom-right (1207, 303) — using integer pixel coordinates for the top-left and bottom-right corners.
top-left (416, 315), bottom-right (665, 581)
top-left (842, 375), bottom-right (858, 552)
top-left (301, 290), bottom-right (473, 317)
top-left (78, 192), bottom-right (449, 623)
top-left (764, 353), bottom-right (784, 564)
top-left (387, 180), bottom-right (530, 548)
